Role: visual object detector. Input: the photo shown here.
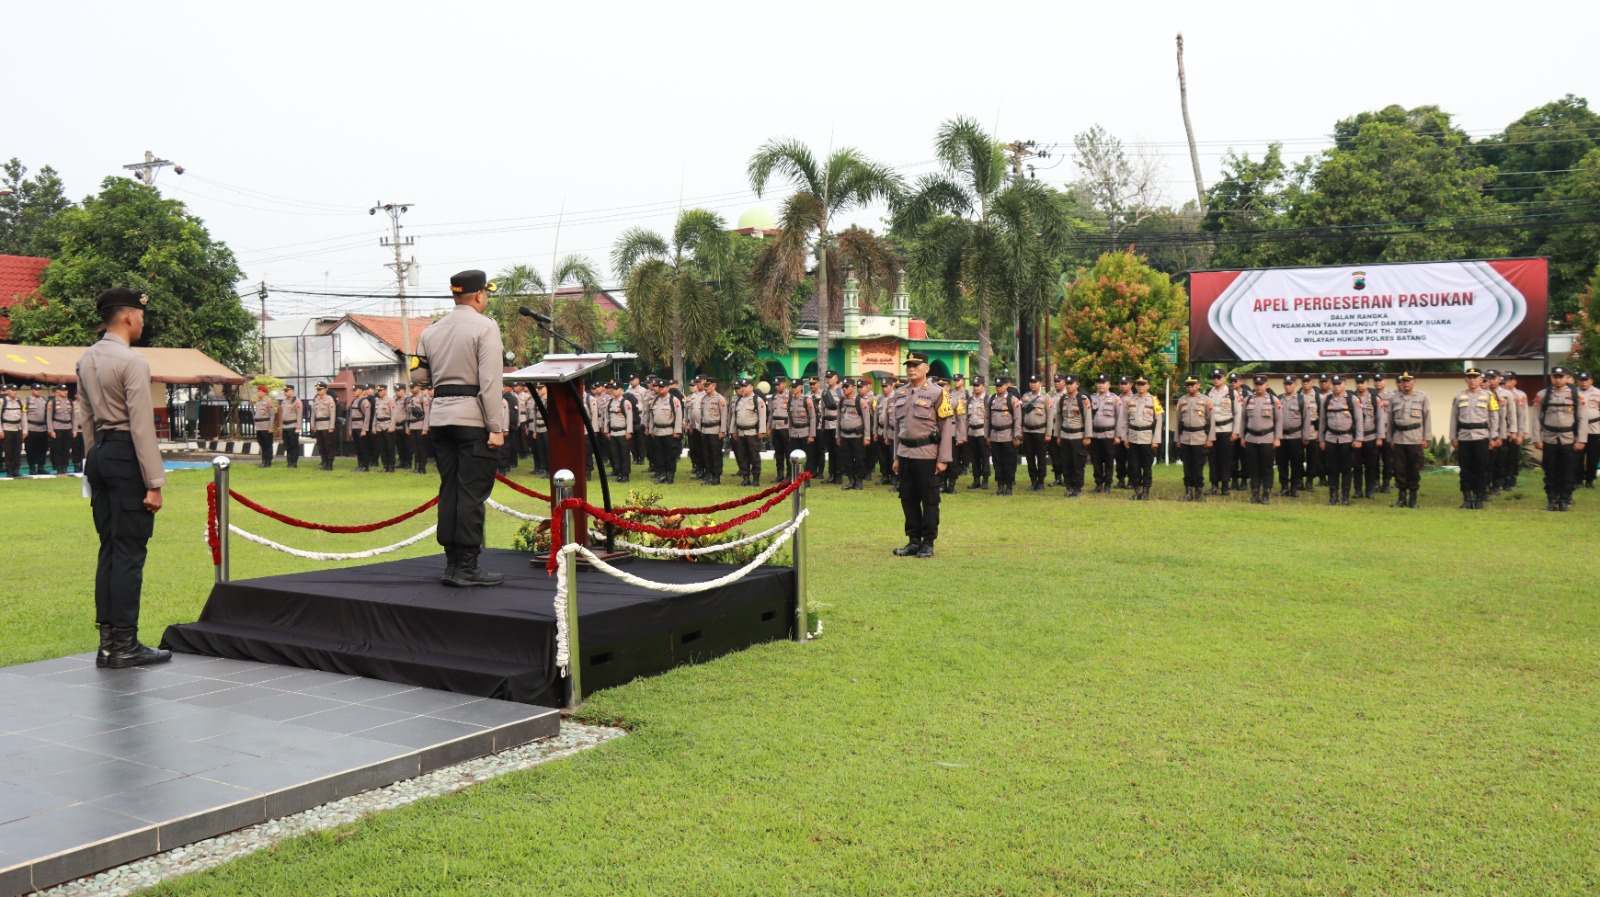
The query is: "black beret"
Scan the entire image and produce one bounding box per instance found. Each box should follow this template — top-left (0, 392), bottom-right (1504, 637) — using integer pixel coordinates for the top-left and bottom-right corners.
top-left (449, 270), bottom-right (491, 295)
top-left (96, 287), bottom-right (148, 316)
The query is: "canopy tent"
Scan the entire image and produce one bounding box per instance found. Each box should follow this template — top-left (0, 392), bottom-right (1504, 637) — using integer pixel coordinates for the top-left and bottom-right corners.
top-left (0, 344), bottom-right (246, 386)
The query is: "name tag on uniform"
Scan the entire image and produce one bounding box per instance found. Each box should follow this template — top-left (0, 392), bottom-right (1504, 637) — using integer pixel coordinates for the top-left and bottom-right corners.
top-left (915, 399), bottom-right (930, 407)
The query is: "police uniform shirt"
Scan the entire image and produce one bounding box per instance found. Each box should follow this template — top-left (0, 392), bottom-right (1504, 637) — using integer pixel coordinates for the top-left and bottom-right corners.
top-left (1019, 389), bottom-right (1050, 434)
top-left (0, 394), bottom-right (23, 432)
top-left (1116, 393), bottom-right (1162, 445)
top-left (1240, 393), bottom-right (1283, 444)
top-left (1174, 394), bottom-right (1214, 445)
top-left (685, 389), bottom-right (703, 431)
top-left (987, 390), bottom-right (1022, 441)
top-left (1319, 392), bottom-right (1362, 444)
top-left (1509, 386), bottom-right (1531, 438)
top-left (891, 382), bottom-right (955, 463)
top-left (1449, 388), bottom-right (1499, 442)
top-left (1206, 385), bottom-right (1236, 434)
top-left (946, 387), bottom-right (969, 444)
top-left (769, 388), bottom-right (789, 432)
top-left (1354, 389), bottom-right (1388, 442)
top-left (49, 395), bottom-right (77, 434)
top-left (1582, 384), bottom-right (1600, 438)
top-left (698, 391), bottom-right (727, 436)
top-left (416, 304), bottom-right (508, 432)
top-left (731, 393), bottom-right (767, 435)
top-left (252, 396), bottom-right (278, 432)
top-left (349, 395), bottom-right (369, 433)
top-left (1054, 390), bottom-right (1091, 439)
top-left (372, 395), bottom-right (396, 432)
top-left (1387, 391), bottom-right (1431, 445)
top-left (279, 396), bottom-right (303, 431)
top-left (963, 388), bottom-right (987, 438)
top-left (1090, 391), bottom-right (1121, 438)
top-left (838, 392), bottom-right (872, 440)
top-left (604, 394), bottom-right (635, 436)
top-left (24, 392), bottom-right (48, 430)
top-left (820, 385), bottom-right (842, 431)
top-left (1533, 386), bottom-right (1588, 445)
top-left (74, 333), bottom-right (165, 489)
top-left (651, 392), bottom-right (684, 435)
top-left (311, 394), bottom-right (337, 431)
top-left (786, 391), bottom-right (816, 440)
top-left (1279, 389), bottom-right (1314, 441)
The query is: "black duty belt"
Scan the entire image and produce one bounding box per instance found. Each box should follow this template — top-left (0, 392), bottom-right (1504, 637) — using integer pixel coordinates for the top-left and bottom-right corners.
top-left (1457, 421), bottom-right (1488, 429)
top-left (1325, 426), bottom-right (1352, 436)
top-left (433, 385), bottom-right (479, 398)
top-left (94, 430), bottom-right (132, 442)
top-left (1212, 417), bottom-right (1233, 425)
top-left (1094, 429), bottom-right (1116, 437)
top-left (1062, 428), bottom-right (1084, 435)
top-left (1127, 423), bottom-right (1155, 431)
top-left (1393, 422), bottom-right (1421, 431)
top-left (1246, 426), bottom-right (1276, 436)
top-left (1179, 424), bottom-right (1207, 432)
top-left (737, 427), bottom-right (759, 435)
top-left (898, 435), bottom-right (936, 447)
top-left (841, 428), bottom-right (863, 437)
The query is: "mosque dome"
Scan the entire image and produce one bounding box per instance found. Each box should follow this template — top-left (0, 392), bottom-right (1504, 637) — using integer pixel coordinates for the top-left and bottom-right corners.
top-left (737, 206), bottom-right (777, 231)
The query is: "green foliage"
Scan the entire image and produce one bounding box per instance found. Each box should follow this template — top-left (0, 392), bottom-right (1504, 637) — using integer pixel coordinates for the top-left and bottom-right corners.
top-left (511, 485), bottom-right (786, 565)
top-left (0, 158), bottom-right (73, 257)
top-left (613, 209), bottom-right (738, 383)
top-left (9, 178), bottom-right (255, 371)
top-left (490, 256), bottom-right (603, 366)
top-left (1055, 249), bottom-right (1186, 380)
top-left (1535, 147), bottom-right (1600, 319)
top-left (1571, 262), bottom-right (1600, 375)
top-left (1426, 436), bottom-right (1456, 467)
top-left (1479, 94), bottom-right (1600, 205)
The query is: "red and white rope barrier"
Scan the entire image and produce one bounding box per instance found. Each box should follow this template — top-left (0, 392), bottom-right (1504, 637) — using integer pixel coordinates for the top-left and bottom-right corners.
top-left (487, 497), bottom-right (548, 523)
top-left (551, 509), bottom-right (807, 673)
top-left (222, 523), bottom-right (438, 562)
top-left (613, 512), bottom-right (802, 557)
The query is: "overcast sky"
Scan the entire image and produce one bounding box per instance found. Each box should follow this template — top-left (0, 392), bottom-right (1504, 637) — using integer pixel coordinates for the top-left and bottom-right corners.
top-left (5, 0), bottom-right (1594, 319)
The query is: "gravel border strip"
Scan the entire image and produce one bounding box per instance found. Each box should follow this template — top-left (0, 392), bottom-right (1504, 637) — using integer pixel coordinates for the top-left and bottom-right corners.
top-left (38, 723), bottom-right (624, 897)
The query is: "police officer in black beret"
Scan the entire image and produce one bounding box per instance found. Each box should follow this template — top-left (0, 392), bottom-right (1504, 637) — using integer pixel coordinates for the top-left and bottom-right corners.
top-left (78, 288), bottom-right (171, 667)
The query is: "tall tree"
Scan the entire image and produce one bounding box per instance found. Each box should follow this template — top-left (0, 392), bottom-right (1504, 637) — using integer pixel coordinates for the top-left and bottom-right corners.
top-left (893, 116), bottom-right (1009, 381)
top-left (1071, 124), bottom-right (1164, 246)
top-left (748, 139), bottom-right (902, 376)
top-left (1571, 262), bottom-right (1600, 375)
top-left (0, 158), bottom-right (73, 257)
top-left (1200, 144), bottom-right (1291, 268)
top-left (613, 208), bottom-right (731, 384)
top-left (1480, 94), bottom-right (1600, 205)
top-left (1537, 147), bottom-right (1600, 319)
top-left (490, 256), bottom-right (601, 365)
top-left (10, 178), bottom-right (255, 371)
top-left (1054, 249), bottom-right (1186, 382)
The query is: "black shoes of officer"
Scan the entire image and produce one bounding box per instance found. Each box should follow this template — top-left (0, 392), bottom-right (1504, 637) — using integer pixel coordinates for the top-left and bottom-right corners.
top-left (96, 623), bottom-right (113, 668)
top-left (892, 540), bottom-right (921, 557)
top-left (914, 541), bottom-right (935, 559)
top-left (444, 550), bottom-right (504, 588)
top-left (104, 626), bottom-right (171, 669)
top-left (1392, 490), bottom-right (1408, 508)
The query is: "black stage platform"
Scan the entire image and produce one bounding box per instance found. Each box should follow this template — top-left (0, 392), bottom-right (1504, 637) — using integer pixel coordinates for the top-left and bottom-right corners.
top-left (163, 549), bottom-right (796, 706)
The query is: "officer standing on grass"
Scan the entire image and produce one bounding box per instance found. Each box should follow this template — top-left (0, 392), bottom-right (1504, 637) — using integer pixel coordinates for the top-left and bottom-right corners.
top-left (890, 352), bottom-right (954, 558)
top-left (1275, 375), bottom-right (1312, 498)
top-left (1018, 375), bottom-right (1050, 491)
top-left (1532, 367), bottom-right (1588, 512)
top-left (76, 288), bottom-right (170, 668)
top-left (252, 384), bottom-right (278, 467)
top-left (1173, 375), bottom-right (1214, 502)
top-left (311, 382), bottom-right (337, 470)
top-left (348, 384), bottom-right (370, 471)
top-left (413, 269), bottom-right (507, 588)
top-left (1501, 371), bottom-right (1530, 490)
top-left (604, 380), bottom-right (635, 483)
top-left (48, 384), bottom-right (78, 474)
top-left (23, 384), bottom-right (49, 475)
top-left (649, 377), bottom-right (684, 483)
top-left (962, 377), bottom-right (988, 490)
top-left (1205, 369), bottom-right (1237, 496)
top-left (1386, 372), bottom-right (1429, 509)
top-left (279, 385), bottom-right (303, 469)
top-left (1117, 376), bottom-right (1161, 501)
top-left (1240, 374), bottom-right (1281, 504)
top-left (1051, 374), bottom-right (1092, 497)
top-left (1089, 374), bottom-right (1120, 494)
top-left (987, 376), bottom-right (1022, 495)
top-left (1318, 374), bottom-right (1362, 506)
top-left (1449, 368), bottom-right (1501, 510)
top-left (730, 378), bottom-right (766, 486)
top-left (769, 375), bottom-right (790, 483)
top-left (0, 383), bottom-right (23, 477)
top-left (1579, 372), bottom-right (1600, 488)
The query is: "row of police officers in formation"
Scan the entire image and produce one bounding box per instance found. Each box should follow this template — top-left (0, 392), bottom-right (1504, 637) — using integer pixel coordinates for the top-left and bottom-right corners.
top-left (0, 382), bottom-right (87, 477)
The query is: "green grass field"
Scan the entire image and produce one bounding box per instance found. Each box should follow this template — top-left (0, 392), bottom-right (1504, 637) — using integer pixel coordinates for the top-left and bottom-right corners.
top-left (3, 458), bottom-right (1598, 896)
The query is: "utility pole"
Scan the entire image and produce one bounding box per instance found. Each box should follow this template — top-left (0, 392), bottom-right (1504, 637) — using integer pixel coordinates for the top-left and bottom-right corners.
top-left (1176, 34), bottom-right (1207, 213)
top-left (122, 150), bottom-right (183, 186)
top-left (258, 281), bottom-right (269, 372)
top-left (370, 201), bottom-right (417, 356)
top-left (1003, 140), bottom-right (1050, 383)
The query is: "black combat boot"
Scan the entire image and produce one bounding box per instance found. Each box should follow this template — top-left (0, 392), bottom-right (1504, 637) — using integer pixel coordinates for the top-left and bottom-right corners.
top-left (105, 626), bottom-right (171, 669)
top-left (892, 540), bottom-right (921, 557)
top-left (1340, 484), bottom-right (1351, 506)
top-left (447, 549), bottom-right (505, 587)
top-left (915, 541), bottom-right (935, 558)
top-left (969, 475), bottom-right (983, 489)
top-left (1392, 489), bottom-right (1407, 508)
top-left (1194, 486), bottom-right (1205, 503)
top-left (440, 548), bottom-right (462, 584)
top-left (1460, 490), bottom-right (1472, 509)
top-left (1408, 489), bottom-right (1419, 509)
top-left (1380, 478), bottom-right (1391, 494)
top-left (96, 623), bottom-right (114, 668)
top-left (1329, 486), bottom-right (1339, 506)
top-left (1261, 486), bottom-right (1271, 505)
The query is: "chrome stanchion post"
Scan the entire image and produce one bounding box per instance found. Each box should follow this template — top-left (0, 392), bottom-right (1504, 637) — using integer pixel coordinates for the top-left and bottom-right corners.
top-left (789, 449), bottom-right (809, 641)
top-left (212, 455), bottom-right (231, 583)
top-left (553, 469), bottom-right (582, 709)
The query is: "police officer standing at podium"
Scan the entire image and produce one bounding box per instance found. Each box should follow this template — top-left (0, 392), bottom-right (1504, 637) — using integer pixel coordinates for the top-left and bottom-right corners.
top-left (413, 270), bottom-right (507, 588)
top-left (76, 288), bottom-right (170, 668)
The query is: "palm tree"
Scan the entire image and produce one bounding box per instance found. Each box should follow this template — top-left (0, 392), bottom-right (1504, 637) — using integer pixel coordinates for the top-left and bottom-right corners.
top-left (892, 116), bottom-right (1008, 382)
top-left (989, 178), bottom-right (1069, 376)
top-left (612, 208), bottom-right (730, 384)
top-left (491, 256), bottom-right (602, 364)
top-left (748, 139), bottom-right (902, 375)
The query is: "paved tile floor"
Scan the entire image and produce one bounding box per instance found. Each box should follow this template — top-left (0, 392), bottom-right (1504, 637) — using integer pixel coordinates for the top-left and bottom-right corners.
top-left (0, 652), bottom-right (559, 897)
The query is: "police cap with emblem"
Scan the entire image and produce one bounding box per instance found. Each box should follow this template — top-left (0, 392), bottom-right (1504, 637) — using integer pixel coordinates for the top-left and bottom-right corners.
top-left (1252, 374), bottom-right (1268, 385)
top-left (1210, 368), bottom-right (1225, 378)
top-left (1398, 371), bottom-right (1415, 381)
top-left (96, 287), bottom-right (149, 317)
top-left (971, 376), bottom-right (985, 386)
top-left (903, 352), bottom-right (928, 369)
top-left (449, 269), bottom-right (494, 296)
top-left (1063, 374), bottom-right (1078, 385)
top-left (1229, 373), bottom-right (1241, 383)
top-left (1283, 374), bottom-right (1297, 384)
top-left (1117, 375), bottom-right (1130, 385)
top-left (1330, 374), bottom-right (1345, 385)
top-left (1550, 366), bottom-right (1568, 377)
top-left (1096, 374), bottom-right (1109, 384)
top-left (1184, 375), bottom-right (1200, 385)
top-left (1028, 374), bottom-right (1040, 384)
top-left (1464, 367), bottom-right (1483, 378)
top-left (1580, 371), bottom-right (1593, 381)
top-left (1355, 372), bottom-right (1368, 383)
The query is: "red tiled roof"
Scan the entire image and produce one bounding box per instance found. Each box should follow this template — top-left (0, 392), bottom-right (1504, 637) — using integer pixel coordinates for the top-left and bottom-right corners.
top-left (0, 254), bottom-right (50, 341)
top-left (554, 286), bottom-right (625, 313)
top-left (342, 313), bottom-right (439, 352)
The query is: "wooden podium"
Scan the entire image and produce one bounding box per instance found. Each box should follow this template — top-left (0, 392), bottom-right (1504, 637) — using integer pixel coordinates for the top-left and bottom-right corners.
top-left (505, 353), bottom-right (635, 548)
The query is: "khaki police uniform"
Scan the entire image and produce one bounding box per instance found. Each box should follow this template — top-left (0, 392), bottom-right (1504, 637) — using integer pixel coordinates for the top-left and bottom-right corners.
top-left (1580, 381), bottom-right (1600, 487)
top-left (649, 388), bottom-right (685, 482)
top-left (699, 388), bottom-right (728, 484)
top-left (1205, 381), bottom-right (1237, 493)
top-left (1240, 388), bottom-right (1282, 503)
top-left (1052, 387), bottom-right (1092, 495)
top-left (604, 390), bottom-right (636, 481)
top-left (786, 388), bottom-right (817, 479)
top-left (1533, 377), bottom-right (1589, 509)
top-left (986, 387), bottom-right (1023, 494)
top-left (1115, 389), bottom-right (1161, 499)
top-left (252, 392), bottom-right (279, 467)
top-left (1448, 383), bottom-right (1500, 508)
top-left (372, 390), bottom-right (398, 472)
top-left (962, 385), bottom-right (989, 489)
top-left (889, 367), bottom-right (955, 555)
top-left (48, 391), bottom-right (79, 474)
top-left (768, 382), bottom-right (791, 482)
top-left (1318, 388), bottom-right (1363, 505)
top-left (729, 389), bottom-right (767, 485)
top-left (836, 388), bottom-right (873, 489)
top-left (279, 393), bottom-right (303, 468)
top-left (1019, 385), bottom-right (1050, 490)
top-left (1276, 384), bottom-right (1315, 496)
top-left (1173, 390), bottom-right (1214, 498)
top-left (348, 389), bottom-right (372, 471)
top-left (311, 391), bottom-right (338, 470)
top-left (1386, 385), bottom-right (1430, 506)
top-left (0, 389), bottom-right (25, 477)
top-left (1352, 385), bottom-right (1388, 498)
top-left (1088, 387), bottom-right (1120, 492)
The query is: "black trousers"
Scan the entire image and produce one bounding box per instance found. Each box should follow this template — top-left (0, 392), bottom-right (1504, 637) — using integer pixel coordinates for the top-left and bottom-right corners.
top-left (1458, 439), bottom-right (1490, 496)
top-left (1245, 441), bottom-right (1276, 492)
top-left (840, 433), bottom-right (866, 480)
top-left (703, 432), bottom-right (725, 480)
top-left (1022, 432), bottom-right (1048, 485)
top-left (1380, 434), bottom-right (1394, 484)
top-left (376, 431), bottom-right (397, 471)
top-left (1, 431), bottom-right (19, 476)
top-left (1179, 442), bottom-right (1207, 488)
top-left (819, 429), bottom-right (838, 479)
top-left (1324, 441), bottom-right (1354, 495)
top-left (966, 436), bottom-right (990, 480)
top-left (257, 432), bottom-right (275, 466)
top-left (397, 428), bottom-right (412, 467)
top-left (686, 431), bottom-right (702, 473)
top-left (1128, 442), bottom-right (1154, 488)
top-left (1091, 438), bottom-right (1116, 486)
top-left (991, 438), bottom-right (1019, 486)
top-left (1581, 437), bottom-right (1599, 484)
top-left (282, 429), bottom-right (300, 468)
top-left (50, 431), bottom-right (72, 472)
top-left (496, 431), bottom-right (516, 473)
top-left (1059, 438), bottom-right (1087, 489)
top-left (1048, 437), bottom-right (1063, 479)
top-left (1354, 440), bottom-right (1379, 492)
top-left (771, 428), bottom-right (790, 480)
top-left (1542, 442), bottom-right (1577, 498)
top-left (609, 435), bottom-right (631, 480)
top-left (412, 431), bottom-right (432, 473)
top-left (86, 435), bottom-right (154, 628)
top-left (316, 431), bottom-right (336, 469)
top-left (630, 428), bottom-right (646, 464)
top-left (1276, 439), bottom-right (1305, 491)
top-left (533, 432), bottom-right (549, 472)
top-left (897, 456), bottom-right (940, 543)
top-left (732, 433), bottom-right (761, 480)
top-left (1304, 436), bottom-right (1323, 482)
top-left (352, 430), bottom-right (370, 468)
top-left (1209, 437), bottom-right (1235, 488)
top-left (1114, 440), bottom-right (1129, 483)
top-left (25, 431), bottom-right (47, 472)
top-left (1233, 439), bottom-right (1250, 482)
top-left (650, 433), bottom-right (682, 476)
top-left (431, 426), bottom-right (495, 552)
top-left (1392, 443), bottom-right (1424, 492)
